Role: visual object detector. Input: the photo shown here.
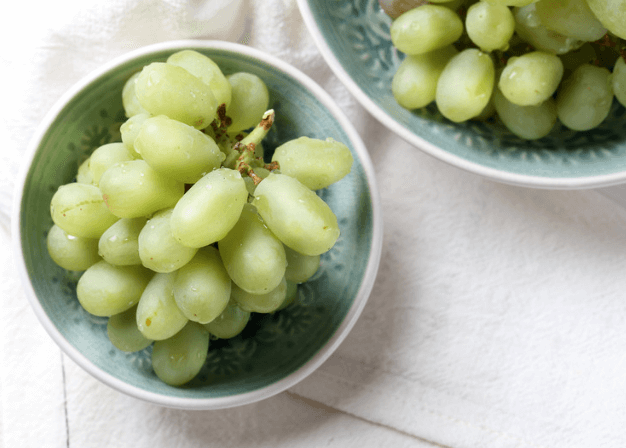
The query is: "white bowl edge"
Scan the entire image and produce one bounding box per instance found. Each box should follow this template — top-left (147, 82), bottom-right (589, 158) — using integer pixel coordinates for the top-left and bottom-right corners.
top-left (295, 0), bottom-right (626, 190)
top-left (11, 39), bottom-right (384, 409)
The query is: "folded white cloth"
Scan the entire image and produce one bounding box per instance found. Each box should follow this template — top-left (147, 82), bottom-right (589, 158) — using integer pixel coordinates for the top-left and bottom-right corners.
top-left (4, 1), bottom-right (626, 447)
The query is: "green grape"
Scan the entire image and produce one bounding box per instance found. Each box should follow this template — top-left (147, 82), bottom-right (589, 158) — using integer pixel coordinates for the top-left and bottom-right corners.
top-left (252, 173), bottom-right (340, 256)
top-left (585, 0), bottom-right (626, 39)
top-left (134, 62), bottom-right (217, 129)
top-left (284, 245), bottom-right (320, 284)
top-left (498, 51), bottom-right (563, 106)
top-left (473, 88), bottom-right (497, 121)
top-left (151, 322), bottom-right (209, 386)
top-left (50, 183), bottom-right (119, 239)
top-left (391, 45), bottom-right (458, 110)
top-left (134, 115), bottom-right (225, 183)
top-left (136, 272), bottom-right (189, 341)
top-left (513, 4), bottom-right (584, 54)
top-left (120, 113), bottom-right (150, 158)
top-left (271, 137), bottom-right (354, 190)
top-left (466, 1), bottom-right (515, 52)
top-left (218, 203), bottom-right (286, 295)
top-left (534, 0), bottom-right (606, 42)
top-left (493, 88), bottom-right (557, 139)
top-left (276, 280), bottom-right (298, 311)
top-left (613, 57), bottom-right (626, 108)
top-left (435, 48), bottom-right (495, 123)
top-left (556, 63), bottom-right (614, 131)
top-left (173, 247), bottom-right (231, 324)
top-left (98, 217), bottom-right (146, 266)
top-left (76, 158), bottom-right (94, 185)
top-left (390, 5), bottom-right (463, 55)
top-left (99, 159), bottom-right (184, 219)
top-left (46, 224), bottom-right (100, 271)
top-left (439, 0), bottom-right (466, 10)
top-left (243, 177), bottom-right (255, 196)
top-left (231, 276), bottom-right (287, 313)
top-left (203, 297), bottom-right (250, 339)
top-left (138, 208), bottom-right (198, 273)
top-left (225, 72), bottom-right (270, 133)
top-left (76, 260), bottom-right (153, 317)
top-left (89, 142), bottom-right (135, 186)
top-left (485, 0), bottom-right (535, 6)
top-left (378, 0), bottom-right (428, 19)
top-left (166, 50), bottom-right (232, 109)
top-left (122, 71), bottom-right (149, 118)
top-left (170, 168), bottom-right (248, 248)
top-left (106, 305), bottom-right (153, 352)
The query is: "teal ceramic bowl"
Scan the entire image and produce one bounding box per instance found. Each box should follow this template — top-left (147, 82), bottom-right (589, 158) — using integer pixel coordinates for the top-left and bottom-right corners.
top-left (297, 0), bottom-right (626, 189)
top-left (12, 40), bottom-right (382, 409)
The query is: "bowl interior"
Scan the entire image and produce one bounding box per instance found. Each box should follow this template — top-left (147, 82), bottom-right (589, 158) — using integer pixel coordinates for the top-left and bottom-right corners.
top-left (301, 0), bottom-right (626, 187)
top-left (17, 43), bottom-right (377, 404)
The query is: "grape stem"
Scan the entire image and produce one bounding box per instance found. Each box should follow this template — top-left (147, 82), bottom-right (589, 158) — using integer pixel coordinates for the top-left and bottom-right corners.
top-left (222, 109), bottom-right (279, 185)
top-left (209, 103), bottom-right (232, 146)
top-left (241, 109), bottom-right (275, 144)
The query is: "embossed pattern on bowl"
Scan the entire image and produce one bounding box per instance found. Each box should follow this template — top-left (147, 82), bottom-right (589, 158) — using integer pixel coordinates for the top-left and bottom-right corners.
top-left (298, 0), bottom-right (626, 188)
top-left (13, 40), bottom-right (382, 409)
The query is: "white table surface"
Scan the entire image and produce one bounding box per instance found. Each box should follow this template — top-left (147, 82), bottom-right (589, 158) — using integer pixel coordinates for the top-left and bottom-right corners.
top-left (3, 1), bottom-right (626, 447)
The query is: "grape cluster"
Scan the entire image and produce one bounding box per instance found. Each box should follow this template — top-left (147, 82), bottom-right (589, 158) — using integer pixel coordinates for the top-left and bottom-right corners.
top-left (383, 0), bottom-right (626, 140)
top-left (47, 50), bottom-right (354, 387)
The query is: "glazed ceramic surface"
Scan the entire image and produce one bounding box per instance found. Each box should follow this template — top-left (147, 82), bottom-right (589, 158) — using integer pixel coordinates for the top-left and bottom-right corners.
top-left (297, 0), bottom-right (626, 189)
top-left (13, 40), bottom-right (382, 409)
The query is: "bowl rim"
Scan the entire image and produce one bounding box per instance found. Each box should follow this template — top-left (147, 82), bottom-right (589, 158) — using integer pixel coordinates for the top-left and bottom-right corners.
top-left (296, 0), bottom-right (626, 190)
top-left (11, 39), bottom-right (383, 410)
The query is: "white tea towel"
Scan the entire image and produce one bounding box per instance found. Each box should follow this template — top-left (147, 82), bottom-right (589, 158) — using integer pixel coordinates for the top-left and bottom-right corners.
top-left (292, 132), bottom-right (626, 447)
top-left (4, 1), bottom-right (626, 447)
top-left (0, 0), bottom-right (247, 228)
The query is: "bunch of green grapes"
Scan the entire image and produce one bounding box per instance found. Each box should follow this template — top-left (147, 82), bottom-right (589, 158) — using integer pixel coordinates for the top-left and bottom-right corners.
top-left (47, 50), bottom-right (354, 387)
top-left (384, 0), bottom-right (626, 140)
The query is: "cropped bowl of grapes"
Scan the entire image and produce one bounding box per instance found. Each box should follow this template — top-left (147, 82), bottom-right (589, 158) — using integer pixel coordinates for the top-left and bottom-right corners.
top-left (12, 40), bottom-right (382, 409)
top-left (298, 0), bottom-right (626, 188)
